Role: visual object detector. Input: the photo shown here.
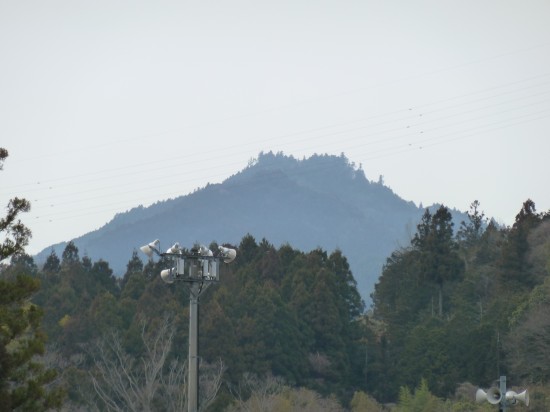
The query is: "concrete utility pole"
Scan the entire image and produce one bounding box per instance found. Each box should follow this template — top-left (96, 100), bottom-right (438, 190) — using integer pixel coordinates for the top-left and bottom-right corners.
top-left (499, 375), bottom-right (507, 412)
top-left (140, 241), bottom-right (236, 412)
top-left (188, 284), bottom-right (200, 411)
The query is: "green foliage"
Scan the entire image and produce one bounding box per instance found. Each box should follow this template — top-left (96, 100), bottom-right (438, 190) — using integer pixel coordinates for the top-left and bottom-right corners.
top-left (0, 148), bottom-right (31, 260)
top-left (0, 275), bottom-right (64, 411)
top-left (43, 250), bottom-right (60, 274)
top-left (457, 200), bottom-right (486, 247)
top-left (201, 237), bottom-right (366, 397)
top-left (412, 206), bottom-right (464, 317)
top-left (227, 374), bottom-right (344, 412)
top-left (4, 196), bottom-right (548, 409)
top-left (0, 197), bottom-right (32, 261)
top-left (371, 200), bottom-right (550, 402)
top-left (24, 234), bottom-right (367, 408)
top-left (505, 276), bottom-right (550, 383)
top-left (350, 390), bottom-right (384, 411)
top-left (396, 379), bottom-right (443, 412)
top-left (0, 147), bottom-right (64, 410)
top-left (33, 242), bottom-right (121, 352)
top-left (498, 199), bottom-right (542, 289)
top-left (0, 148), bottom-right (7, 167)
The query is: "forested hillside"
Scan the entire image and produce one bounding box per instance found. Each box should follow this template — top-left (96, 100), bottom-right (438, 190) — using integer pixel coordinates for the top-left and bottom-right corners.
top-left (35, 152), bottom-right (453, 300)
top-left (9, 236), bottom-right (369, 410)
top-left (3, 198), bottom-right (550, 411)
top-left (370, 199), bottom-right (550, 409)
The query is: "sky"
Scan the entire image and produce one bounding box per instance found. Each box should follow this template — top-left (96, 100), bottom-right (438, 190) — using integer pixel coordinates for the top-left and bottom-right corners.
top-left (1, 0), bottom-right (550, 256)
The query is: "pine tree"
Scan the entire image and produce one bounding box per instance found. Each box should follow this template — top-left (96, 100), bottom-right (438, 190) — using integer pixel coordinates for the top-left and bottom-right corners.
top-left (499, 199), bottom-right (542, 288)
top-left (0, 148), bottom-right (64, 410)
top-left (412, 206), bottom-right (463, 317)
top-left (0, 149), bottom-right (31, 262)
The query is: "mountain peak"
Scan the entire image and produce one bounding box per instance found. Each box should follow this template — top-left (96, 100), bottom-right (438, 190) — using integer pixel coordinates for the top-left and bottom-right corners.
top-left (243, 151), bottom-right (365, 179)
top-left (226, 152), bottom-right (374, 199)
top-left (35, 152), bottom-right (435, 300)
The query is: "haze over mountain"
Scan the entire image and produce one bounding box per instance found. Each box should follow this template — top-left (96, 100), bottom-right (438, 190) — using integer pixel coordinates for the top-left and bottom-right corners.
top-left (35, 152), bottom-right (465, 299)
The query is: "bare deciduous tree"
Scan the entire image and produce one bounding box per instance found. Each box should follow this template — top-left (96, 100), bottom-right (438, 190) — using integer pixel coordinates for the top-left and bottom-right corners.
top-left (229, 373), bottom-right (286, 412)
top-left (89, 316), bottom-right (224, 411)
top-left (198, 358), bottom-right (226, 410)
top-left (228, 374), bottom-right (344, 412)
top-left (506, 302), bottom-right (550, 384)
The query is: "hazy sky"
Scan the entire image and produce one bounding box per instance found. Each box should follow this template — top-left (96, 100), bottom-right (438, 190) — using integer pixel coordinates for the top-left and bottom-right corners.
top-left (2, 0), bottom-right (550, 256)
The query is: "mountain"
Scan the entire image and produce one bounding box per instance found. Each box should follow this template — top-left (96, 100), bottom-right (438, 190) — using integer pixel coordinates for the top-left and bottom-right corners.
top-left (34, 152), bottom-right (465, 301)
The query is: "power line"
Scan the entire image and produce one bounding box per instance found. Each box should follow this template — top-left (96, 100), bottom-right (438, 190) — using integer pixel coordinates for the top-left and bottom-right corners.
top-left (5, 72), bottom-right (550, 197)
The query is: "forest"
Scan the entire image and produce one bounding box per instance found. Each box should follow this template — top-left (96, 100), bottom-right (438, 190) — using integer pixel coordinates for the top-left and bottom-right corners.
top-left (2, 148), bottom-right (550, 411)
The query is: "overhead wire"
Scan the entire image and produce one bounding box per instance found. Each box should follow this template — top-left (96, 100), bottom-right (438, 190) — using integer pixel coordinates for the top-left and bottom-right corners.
top-left (4, 47), bottom-right (550, 227)
top-left (16, 87), bottom-right (550, 223)
top-left (32, 104), bottom-right (550, 225)
top-left (5, 70), bottom-right (550, 197)
top-left (20, 40), bottom-right (545, 164)
top-left (29, 99), bottom-right (550, 225)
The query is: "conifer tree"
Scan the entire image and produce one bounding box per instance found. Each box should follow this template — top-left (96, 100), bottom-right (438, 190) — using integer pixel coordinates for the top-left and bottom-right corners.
top-left (0, 150), bottom-right (31, 262)
top-left (43, 250), bottom-right (61, 274)
top-left (412, 206), bottom-right (463, 317)
top-left (0, 148), bottom-right (64, 410)
top-left (499, 199), bottom-right (542, 288)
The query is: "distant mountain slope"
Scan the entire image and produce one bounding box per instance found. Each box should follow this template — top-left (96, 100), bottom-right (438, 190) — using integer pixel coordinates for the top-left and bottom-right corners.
top-left (35, 152), bottom-right (464, 300)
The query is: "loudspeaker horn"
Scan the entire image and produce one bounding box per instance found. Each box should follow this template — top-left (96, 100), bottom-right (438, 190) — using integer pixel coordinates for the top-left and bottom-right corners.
top-left (219, 246), bottom-right (236, 263)
top-left (506, 390), bottom-right (529, 406)
top-left (486, 387), bottom-right (502, 404)
top-left (140, 239), bottom-right (160, 258)
top-left (476, 387), bottom-right (503, 404)
top-left (475, 389), bottom-right (488, 403)
top-left (160, 267), bottom-right (176, 284)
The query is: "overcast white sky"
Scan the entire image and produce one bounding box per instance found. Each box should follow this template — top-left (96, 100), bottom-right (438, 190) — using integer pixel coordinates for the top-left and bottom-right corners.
top-left (2, 0), bottom-right (550, 256)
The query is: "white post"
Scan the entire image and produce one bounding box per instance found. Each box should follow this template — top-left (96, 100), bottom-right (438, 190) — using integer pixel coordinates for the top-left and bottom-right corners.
top-left (188, 285), bottom-right (199, 412)
top-left (499, 375), bottom-right (506, 412)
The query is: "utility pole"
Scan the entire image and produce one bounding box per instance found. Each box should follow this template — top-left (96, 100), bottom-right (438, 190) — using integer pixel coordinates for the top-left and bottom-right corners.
top-left (140, 240), bottom-right (236, 412)
top-left (188, 284), bottom-right (200, 412)
top-left (499, 375), bottom-right (506, 412)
